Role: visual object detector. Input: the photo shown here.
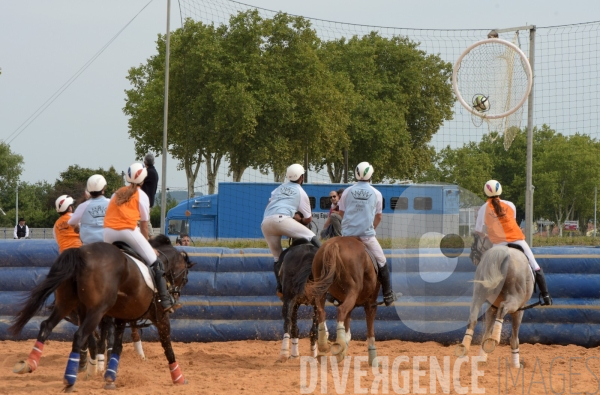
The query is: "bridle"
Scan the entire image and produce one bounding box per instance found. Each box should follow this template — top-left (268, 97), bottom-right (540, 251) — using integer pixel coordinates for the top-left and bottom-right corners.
top-left (157, 249), bottom-right (190, 300)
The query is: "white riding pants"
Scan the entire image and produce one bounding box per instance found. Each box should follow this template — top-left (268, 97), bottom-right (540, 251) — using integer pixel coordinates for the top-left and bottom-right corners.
top-left (360, 236), bottom-right (387, 267)
top-left (104, 227), bottom-right (157, 266)
top-left (493, 239), bottom-right (540, 271)
top-left (261, 215), bottom-right (316, 261)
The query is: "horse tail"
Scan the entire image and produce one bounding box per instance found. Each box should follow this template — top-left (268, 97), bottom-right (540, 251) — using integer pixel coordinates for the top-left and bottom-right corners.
top-left (305, 242), bottom-right (341, 301)
top-left (8, 248), bottom-right (82, 336)
top-left (473, 247), bottom-right (510, 290)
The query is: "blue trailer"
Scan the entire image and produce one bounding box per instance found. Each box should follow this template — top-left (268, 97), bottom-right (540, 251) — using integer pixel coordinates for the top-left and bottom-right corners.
top-left (165, 182), bottom-right (460, 240)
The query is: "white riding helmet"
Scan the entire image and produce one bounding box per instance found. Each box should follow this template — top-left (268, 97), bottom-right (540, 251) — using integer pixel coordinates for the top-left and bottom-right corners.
top-left (484, 180), bottom-right (502, 197)
top-left (355, 161), bottom-right (374, 181)
top-left (87, 174), bottom-right (107, 193)
top-left (126, 162), bottom-right (147, 184)
top-left (55, 195), bottom-right (75, 213)
top-left (286, 164), bottom-right (305, 182)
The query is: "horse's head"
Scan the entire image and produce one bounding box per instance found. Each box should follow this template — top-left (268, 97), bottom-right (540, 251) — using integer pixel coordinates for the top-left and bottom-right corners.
top-left (470, 231), bottom-right (493, 266)
top-left (151, 235), bottom-right (195, 300)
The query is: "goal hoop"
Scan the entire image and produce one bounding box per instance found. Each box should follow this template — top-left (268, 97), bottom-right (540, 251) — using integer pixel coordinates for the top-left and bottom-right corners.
top-left (452, 38), bottom-right (532, 120)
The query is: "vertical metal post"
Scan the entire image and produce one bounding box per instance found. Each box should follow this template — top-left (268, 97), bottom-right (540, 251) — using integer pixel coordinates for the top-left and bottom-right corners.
top-left (304, 150), bottom-right (309, 184)
top-left (595, 186), bottom-right (597, 237)
top-left (343, 149), bottom-right (348, 183)
top-left (159, 0), bottom-right (171, 235)
top-left (525, 26), bottom-right (536, 245)
top-left (15, 183), bottom-right (18, 226)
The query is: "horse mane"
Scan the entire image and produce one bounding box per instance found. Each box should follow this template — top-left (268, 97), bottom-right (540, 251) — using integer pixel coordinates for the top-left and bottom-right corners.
top-left (150, 234), bottom-right (172, 248)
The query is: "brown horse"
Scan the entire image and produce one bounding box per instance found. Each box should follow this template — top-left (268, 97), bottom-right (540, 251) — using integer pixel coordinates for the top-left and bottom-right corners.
top-left (8, 235), bottom-right (193, 392)
top-left (305, 237), bottom-right (385, 366)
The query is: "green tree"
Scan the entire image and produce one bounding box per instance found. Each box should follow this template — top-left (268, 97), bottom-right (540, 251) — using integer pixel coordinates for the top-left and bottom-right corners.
top-left (53, 165), bottom-right (124, 201)
top-left (0, 142), bottom-right (23, 197)
top-left (319, 33), bottom-right (455, 182)
top-left (0, 181), bottom-right (56, 228)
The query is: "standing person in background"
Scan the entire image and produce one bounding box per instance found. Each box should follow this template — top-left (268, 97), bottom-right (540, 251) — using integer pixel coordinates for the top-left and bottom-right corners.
top-left (321, 189), bottom-right (344, 239)
top-left (68, 175), bottom-right (110, 244)
top-left (53, 195), bottom-right (82, 253)
top-left (14, 218), bottom-right (29, 239)
top-left (141, 153), bottom-right (158, 236)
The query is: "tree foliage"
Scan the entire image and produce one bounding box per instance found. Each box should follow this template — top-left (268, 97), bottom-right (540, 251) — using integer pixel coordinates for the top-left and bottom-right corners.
top-left (425, 125), bottom-right (600, 233)
top-left (124, 11), bottom-right (453, 189)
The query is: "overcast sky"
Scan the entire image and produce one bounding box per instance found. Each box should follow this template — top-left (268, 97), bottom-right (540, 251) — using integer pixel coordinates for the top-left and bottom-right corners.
top-left (1, 0), bottom-right (597, 192)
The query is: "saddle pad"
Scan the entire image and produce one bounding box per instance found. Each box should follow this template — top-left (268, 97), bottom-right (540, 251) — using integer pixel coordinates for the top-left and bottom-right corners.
top-left (125, 253), bottom-right (156, 292)
top-left (364, 247), bottom-right (379, 276)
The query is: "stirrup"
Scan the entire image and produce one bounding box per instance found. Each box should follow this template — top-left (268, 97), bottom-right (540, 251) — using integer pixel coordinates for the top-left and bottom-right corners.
top-left (539, 293), bottom-right (553, 306)
top-left (161, 301), bottom-right (182, 314)
top-left (383, 292), bottom-right (397, 307)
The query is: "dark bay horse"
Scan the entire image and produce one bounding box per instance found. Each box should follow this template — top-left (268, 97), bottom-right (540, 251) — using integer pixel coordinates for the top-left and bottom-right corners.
top-left (277, 239), bottom-right (320, 362)
top-left (455, 231), bottom-right (534, 368)
top-left (8, 235), bottom-right (193, 391)
top-left (305, 237), bottom-right (383, 366)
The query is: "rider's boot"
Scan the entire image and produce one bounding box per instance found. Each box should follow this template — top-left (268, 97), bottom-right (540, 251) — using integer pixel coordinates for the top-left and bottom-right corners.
top-left (535, 267), bottom-right (553, 306)
top-left (377, 264), bottom-right (396, 307)
top-left (273, 259), bottom-right (283, 301)
top-left (309, 236), bottom-right (322, 249)
top-left (151, 258), bottom-right (182, 314)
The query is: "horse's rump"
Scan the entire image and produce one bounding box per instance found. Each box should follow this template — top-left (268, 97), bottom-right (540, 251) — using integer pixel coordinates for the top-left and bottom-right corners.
top-left (281, 244), bottom-right (317, 299)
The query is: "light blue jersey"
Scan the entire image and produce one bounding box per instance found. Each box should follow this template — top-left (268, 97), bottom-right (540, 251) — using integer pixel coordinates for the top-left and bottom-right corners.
top-left (339, 182), bottom-right (382, 237)
top-left (264, 182), bottom-right (307, 219)
top-left (79, 196), bottom-right (110, 244)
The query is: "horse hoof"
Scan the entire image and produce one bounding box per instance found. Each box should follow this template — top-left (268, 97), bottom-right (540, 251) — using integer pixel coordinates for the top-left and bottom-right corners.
top-left (289, 355), bottom-right (299, 360)
top-left (454, 344), bottom-right (468, 357)
top-left (104, 382), bottom-right (117, 390)
top-left (78, 364), bottom-right (87, 373)
top-left (482, 339), bottom-right (497, 354)
top-left (13, 361), bottom-right (32, 374)
top-left (174, 379), bottom-right (188, 385)
top-left (62, 385), bottom-right (76, 393)
top-left (277, 355), bottom-right (289, 363)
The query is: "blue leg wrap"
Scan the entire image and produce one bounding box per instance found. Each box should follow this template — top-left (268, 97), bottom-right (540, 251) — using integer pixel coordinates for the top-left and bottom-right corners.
top-left (104, 354), bottom-right (120, 382)
top-left (64, 352), bottom-right (80, 386)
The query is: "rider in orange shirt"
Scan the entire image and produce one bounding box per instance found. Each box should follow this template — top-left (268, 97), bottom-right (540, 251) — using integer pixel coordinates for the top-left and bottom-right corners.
top-left (103, 162), bottom-right (179, 313)
top-left (475, 180), bottom-right (552, 305)
top-left (53, 195), bottom-right (83, 253)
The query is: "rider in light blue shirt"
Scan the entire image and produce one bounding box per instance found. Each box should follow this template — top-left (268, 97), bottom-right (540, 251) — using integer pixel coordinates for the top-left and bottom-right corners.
top-left (338, 162), bottom-right (395, 306)
top-left (68, 174), bottom-right (109, 244)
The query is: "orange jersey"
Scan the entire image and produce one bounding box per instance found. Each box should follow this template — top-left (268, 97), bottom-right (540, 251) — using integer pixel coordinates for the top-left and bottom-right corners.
top-left (104, 187), bottom-right (141, 231)
top-left (484, 200), bottom-right (525, 243)
top-left (54, 213), bottom-right (82, 253)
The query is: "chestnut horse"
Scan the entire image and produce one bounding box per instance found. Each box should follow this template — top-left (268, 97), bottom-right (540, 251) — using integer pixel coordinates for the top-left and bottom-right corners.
top-left (305, 237), bottom-right (384, 367)
top-left (8, 235), bottom-right (193, 392)
top-left (455, 231), bottom-right (534, 368)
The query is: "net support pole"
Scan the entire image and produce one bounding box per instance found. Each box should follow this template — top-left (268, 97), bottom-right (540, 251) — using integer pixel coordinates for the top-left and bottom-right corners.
top-left (343, 148), bottom-right (348, 183)
top-left (159, 0), bottom-right (171, 235)
top-left (525, 26), bottom-right (536, 245)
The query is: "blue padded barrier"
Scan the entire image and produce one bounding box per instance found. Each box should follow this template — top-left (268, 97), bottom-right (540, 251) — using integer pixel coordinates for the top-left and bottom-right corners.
top-left (1, 241), bottom-right (600, 347)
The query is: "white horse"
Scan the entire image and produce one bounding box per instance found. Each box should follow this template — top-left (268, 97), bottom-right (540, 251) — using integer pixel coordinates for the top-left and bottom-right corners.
top-left (455, 231), bottom-right (534, 368)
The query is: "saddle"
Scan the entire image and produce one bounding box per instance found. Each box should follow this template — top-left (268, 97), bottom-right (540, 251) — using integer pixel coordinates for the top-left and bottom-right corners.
top-left (364, 246), bottom-right (379, 276)
top-left (112, 242), bottom-right (156, 292)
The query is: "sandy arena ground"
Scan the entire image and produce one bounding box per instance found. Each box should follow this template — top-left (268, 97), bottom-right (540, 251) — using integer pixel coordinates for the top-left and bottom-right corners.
top-left (1, 339), bottom-right (599, 394)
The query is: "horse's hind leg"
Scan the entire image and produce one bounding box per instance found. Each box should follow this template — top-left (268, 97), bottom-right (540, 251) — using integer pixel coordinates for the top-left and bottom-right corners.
top-left (63, 310), bottom-right (104, 392)
top-left (309, 305), bottom-right (318, 358)
top-left (509, 310), bottom-right (524, 368)
top-left (455, 285), bottom-right (487, 357)
top-left (483, 299), bottom-right (519, 353)
top-left (278, 298), bottom-right (294, 362)
top-left (477, 305), bottom-right (496, 362)
top-left (316, 295), bottom-right (330, 357)
top-left (364, 303), bottom-right (378, 367)
top-left (289, 303), bottom-right (301, 359)
top-left (131, 325), bottom-right (146, 360)
top-left (13, 289), bottom-right (76, 374)
top-left (331, 293), bottom-right (357, 362)
top-left (104, 319), bottom-right (126, 390)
